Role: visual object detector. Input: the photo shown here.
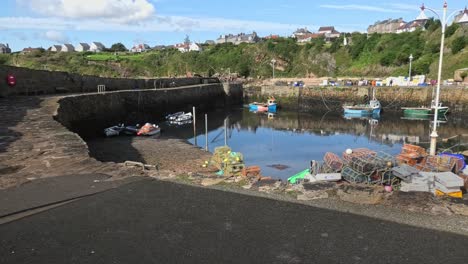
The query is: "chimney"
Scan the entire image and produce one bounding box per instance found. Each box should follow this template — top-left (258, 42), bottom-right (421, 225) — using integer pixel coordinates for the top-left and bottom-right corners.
top-left (6, 43), bottom-right (9, 48)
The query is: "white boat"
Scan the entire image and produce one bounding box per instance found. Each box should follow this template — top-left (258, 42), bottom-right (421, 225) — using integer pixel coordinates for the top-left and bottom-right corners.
top-left (175, 112), bottom-right (192, 122)
top-left (166, 112), bottom-right (185, 121)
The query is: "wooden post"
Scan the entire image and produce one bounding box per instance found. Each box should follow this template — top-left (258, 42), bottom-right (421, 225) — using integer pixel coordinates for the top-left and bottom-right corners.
top-left (193, 106), bottom-right (197, 146)
top-left (205, 114), bottom-right (208, 151)
top-left (224, 118), bottom-right (228, 146)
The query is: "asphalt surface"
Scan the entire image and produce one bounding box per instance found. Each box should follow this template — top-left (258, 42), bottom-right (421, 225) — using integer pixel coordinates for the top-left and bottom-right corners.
top-left (0, 174), bottom-right (139, 217)
top-left (1, 179), bottom-right (468, 264)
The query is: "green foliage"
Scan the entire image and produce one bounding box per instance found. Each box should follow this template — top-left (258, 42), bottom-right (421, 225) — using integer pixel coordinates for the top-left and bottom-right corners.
top-left (109, 43), bottom-right (127, 52)
top-left (452, 36), bottom-right (466, 54)
top-left (2, 28), bottom-right (467, 80)
top-left (445, 23), bottom-right (459, 38)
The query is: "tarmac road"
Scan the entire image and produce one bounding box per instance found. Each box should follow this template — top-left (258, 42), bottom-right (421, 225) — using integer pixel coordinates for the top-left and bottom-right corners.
top-left (1, 178), bottom-right (467, 264)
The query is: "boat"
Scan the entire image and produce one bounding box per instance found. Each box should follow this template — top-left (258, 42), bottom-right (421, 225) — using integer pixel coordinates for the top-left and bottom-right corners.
top-left (104, 124), bottom-right (125, 137)
top-left (343, 89), bottom-right (381, 116)
top-left (174, 112), bottom-right (192, 122)
top-left (166, 111), bottom-right (185, 121)
top-left (137, 123), bottom-right (161, 136)
top-left (249, 97), bottom-right (277, 113)
top-left (123, 124), bottom-right (140, 135)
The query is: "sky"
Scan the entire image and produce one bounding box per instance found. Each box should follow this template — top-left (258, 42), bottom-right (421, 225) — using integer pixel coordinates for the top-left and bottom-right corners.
top-left (0, 0), bottom-right (466, 51)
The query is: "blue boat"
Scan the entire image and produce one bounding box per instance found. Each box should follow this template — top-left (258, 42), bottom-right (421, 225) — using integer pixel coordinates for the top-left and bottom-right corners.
top-left (249, 97), bottom-right (277, 113)
top-left (343, 89), bottom-right (381, 116)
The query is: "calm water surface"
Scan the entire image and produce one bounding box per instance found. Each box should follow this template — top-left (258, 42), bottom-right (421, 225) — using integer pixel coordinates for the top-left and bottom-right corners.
top-left (164, 108), bottom-right (467, 181)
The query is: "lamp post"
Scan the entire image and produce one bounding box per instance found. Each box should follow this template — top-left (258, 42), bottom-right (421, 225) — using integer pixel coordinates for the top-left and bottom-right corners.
top-left (271, 59), bottom-right (277, 79)
top-left (408, 54), bottom-right (413, 86)
top-left (419, 2), bottom-right (465, 156)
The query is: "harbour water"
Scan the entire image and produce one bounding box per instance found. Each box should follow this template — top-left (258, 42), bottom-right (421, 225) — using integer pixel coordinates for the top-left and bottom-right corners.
top-left (163, 108), bottom-right (467, 180)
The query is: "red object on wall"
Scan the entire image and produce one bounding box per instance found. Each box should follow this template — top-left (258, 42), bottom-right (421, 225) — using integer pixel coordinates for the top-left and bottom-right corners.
top-left (6, 74), bottom-right (16, 87)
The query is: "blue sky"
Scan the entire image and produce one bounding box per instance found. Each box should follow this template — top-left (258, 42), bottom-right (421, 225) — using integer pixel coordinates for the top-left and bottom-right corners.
top-left (0, 0), bottom-right (466, 51)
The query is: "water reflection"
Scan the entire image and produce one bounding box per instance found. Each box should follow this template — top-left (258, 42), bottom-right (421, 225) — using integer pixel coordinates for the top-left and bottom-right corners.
top-left (170, 108), bottom-right (467, 180)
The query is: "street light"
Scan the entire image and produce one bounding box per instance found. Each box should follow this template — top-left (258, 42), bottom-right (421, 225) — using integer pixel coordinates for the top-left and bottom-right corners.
top-left (408, 54), bottom-right (413, 86)
top-left (271, 59), bottom-right (277, 79)
top-left (419, 1), bottom-right (465, 156)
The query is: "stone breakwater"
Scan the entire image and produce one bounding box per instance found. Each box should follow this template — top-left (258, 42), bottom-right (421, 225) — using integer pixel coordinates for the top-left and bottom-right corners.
top-left (245, 85), bottom-right (468, 115)
top-left (0, 65), bottom-right (220, 97)
top-left (0, 82), bottom-right (242, 189)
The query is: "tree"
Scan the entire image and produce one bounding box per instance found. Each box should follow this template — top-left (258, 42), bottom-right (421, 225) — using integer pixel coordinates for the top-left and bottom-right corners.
top-left (452, 36), bottom-right (466, 54)
top-left (184, 35), bottom-right (191, 45)
top-left (109, 43), bottom-right (127, 52)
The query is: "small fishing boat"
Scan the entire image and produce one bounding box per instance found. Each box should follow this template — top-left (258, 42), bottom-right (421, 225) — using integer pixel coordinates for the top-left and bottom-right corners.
top-left (123, 124), bottom-right (140, 135)
top-left (343, 89), bottom-right (381, 116)
top-left (174, 112), bottom-right (193, 122)
top-left (249, 97), bottom-right (277, 113)
top-left (166, 111), bottom-right (185, 121)
top-left (343, 99), bottom-right (381, 116)
top-left (402, 100), bottom-right (449, 117)
top-left (137, 123), bottom-right (161, 136)
top-left (104, 124), bottom-right (125, 137)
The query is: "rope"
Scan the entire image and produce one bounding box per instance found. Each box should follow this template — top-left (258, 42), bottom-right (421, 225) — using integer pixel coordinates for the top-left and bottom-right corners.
top-left (319, 89), bottom-right (331, 111)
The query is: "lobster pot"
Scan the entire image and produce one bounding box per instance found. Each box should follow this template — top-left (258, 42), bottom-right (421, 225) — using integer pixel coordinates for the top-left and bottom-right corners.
top-left (342, 166), bottom-right (368, 183)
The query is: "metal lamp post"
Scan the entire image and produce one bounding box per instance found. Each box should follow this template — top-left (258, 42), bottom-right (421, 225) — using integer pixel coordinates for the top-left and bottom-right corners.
top-left (408, 54), bottom-right (413, 86)
top-left (420, 2), bottom-right (465, 155)
top-left (271, 59), bottom-right (277, 79)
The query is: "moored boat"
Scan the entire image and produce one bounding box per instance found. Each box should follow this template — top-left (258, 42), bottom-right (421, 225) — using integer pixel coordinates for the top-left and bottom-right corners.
top-left (137, 123), bottom-right (161, 136)
top-left (249, 97), bottom-right (277, 113)
top-left (104, 124), bottom-right (125, 137)
top-left (343, 99), bottom-right (381, 116)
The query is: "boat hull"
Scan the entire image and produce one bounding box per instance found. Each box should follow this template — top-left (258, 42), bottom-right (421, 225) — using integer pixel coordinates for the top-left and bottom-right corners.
top-left (403, 108), bottom-right (431, 117)
top-left (249, 103), bottom-right (277, 113)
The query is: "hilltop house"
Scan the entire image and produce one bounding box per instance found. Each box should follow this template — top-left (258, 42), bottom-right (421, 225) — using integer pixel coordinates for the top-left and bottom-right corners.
top-left (205, 40), bottom-right (216, 45)
top-left (61, 44), bottom-right (75, 52)
top-left (318, 26), bottom-right (340, 39)
top-left (90, 42), bottom-right (105, 52)
top-left (455, 7), bottom-right (468, 24)
top-left (296, 33), bottom-right (323, 43)
top-left (131, 44), bottom-right (150, 53)
top-left (75, 43), bottom-right (90, 52)
top-left (21, 47), bottom-right (43, 54)
top-left (367, 18), bottom-right (406, 34)
top-left (175, 42), bottom-right (202, 53)
top-left (49, 45), bottom-right (62, 52)
top-left (396, 10), bottom-right (428, 33)
top-left (0, 43), bottom-right (11, 54)
top-left (291, 28), bottom-right (312, 38)
top-left (263, 34), bottom-right (280, 40)
top-left (216, 32), bottom-right (259, 45)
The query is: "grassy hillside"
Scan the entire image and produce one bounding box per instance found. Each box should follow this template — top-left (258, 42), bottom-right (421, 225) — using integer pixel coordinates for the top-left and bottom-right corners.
top-left (1, 23), bottom-right (467, 79)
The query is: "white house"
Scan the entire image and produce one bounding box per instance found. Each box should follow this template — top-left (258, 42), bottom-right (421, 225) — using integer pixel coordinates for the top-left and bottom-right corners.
top-left (49, 45), bottom-right (62, 52)
top-left (75, 43), bottom-right (90, 52)
top-left (90, 42), bottom-right (105, 52)
top-left (318, 26), bottom-right (340, 39)
top-left (61, 44), bottom-right (75, 52)
top-left (131, 44), bottom-right (150, 53)
top-left (175, 42), bottom-right (202, 53)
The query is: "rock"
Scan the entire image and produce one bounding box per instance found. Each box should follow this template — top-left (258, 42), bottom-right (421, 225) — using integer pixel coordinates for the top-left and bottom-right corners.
top-left (430, 205), bottom-right (453, 216)
top-left (297, 191), bottom-right (329, 201)
top-left (337, 185), bottom-right (384, 205)
top-left (201, 178), bottom-right (225, 186)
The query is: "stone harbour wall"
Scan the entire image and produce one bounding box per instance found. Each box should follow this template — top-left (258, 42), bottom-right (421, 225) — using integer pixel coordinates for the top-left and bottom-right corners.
top-left (0, 65), bottom-right (219, 97)
top-left (245, 85), bottom-right (468, 115)
top-left (55, 83), bottom-right (243, 134)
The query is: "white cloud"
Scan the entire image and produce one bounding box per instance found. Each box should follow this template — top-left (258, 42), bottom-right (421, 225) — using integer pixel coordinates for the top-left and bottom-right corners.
top-left (40, 30), bottom-right (69, 43)
top-left (17, 0), bottom-right (155, 23)
top-left (0, 15), bottom-right (308, 34)
top-left (320, 4), bottom-right (406, 13)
